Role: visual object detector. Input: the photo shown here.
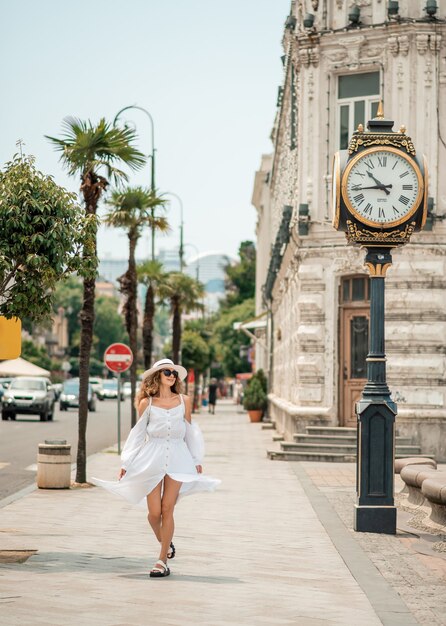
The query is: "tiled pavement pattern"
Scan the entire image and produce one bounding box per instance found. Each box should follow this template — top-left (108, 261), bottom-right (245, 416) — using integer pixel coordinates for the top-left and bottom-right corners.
top-left (303, 462), bottom-right (446, 625)
top-left (0, 402), bottom-right (386, 626)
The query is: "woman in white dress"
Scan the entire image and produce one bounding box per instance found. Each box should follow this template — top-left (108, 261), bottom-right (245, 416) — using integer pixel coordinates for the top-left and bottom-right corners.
top-left (92, 358), bottom-right (220, 578)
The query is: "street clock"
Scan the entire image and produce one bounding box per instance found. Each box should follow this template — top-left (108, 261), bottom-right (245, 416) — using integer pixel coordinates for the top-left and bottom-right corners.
top-left (331, 104), bottom-right (429, 536)
top-left (332, 105), bottom-right (428, 245)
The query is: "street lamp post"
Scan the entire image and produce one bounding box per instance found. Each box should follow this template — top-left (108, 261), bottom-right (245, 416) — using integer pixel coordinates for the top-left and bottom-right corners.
top-left (113, 104), bottom-right (157, 260)
top-left (165, 192), bottom-right (184, 272)
top-left (185, 243), bottom-right (200, 281)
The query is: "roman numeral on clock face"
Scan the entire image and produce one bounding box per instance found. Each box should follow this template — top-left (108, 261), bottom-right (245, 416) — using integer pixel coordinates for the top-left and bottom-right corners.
top-left (399, 171), bottom-right (409, 178)
top-left (353, 193), bottom-right (365, 205)
top-left (377, 156), bottom-right (387, 167)
top-left (402, 184), bottom-right (413, 190)
top-left (378, 208), bottom-right (385, 218)
top-left (392, 205), bottom-right (400, 215)
top-left (399, 195), bottom-right (410, 205)
top-left (364, 160), bottom-right (374, 170)
top-left (363, 203), bottom-right (372, 215)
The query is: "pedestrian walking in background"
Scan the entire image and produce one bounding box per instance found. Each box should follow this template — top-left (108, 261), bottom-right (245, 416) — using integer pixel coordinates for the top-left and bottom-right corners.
top-left (92, 359), bottom-right (220, 578)
top-left (208, 378), bottom-right (218, 414)
top-left (234, 379), bottom-right (243, 405)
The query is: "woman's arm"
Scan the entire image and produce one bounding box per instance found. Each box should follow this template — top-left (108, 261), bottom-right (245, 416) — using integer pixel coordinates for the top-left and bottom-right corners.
top-left (183, 394), bottom-right (192, 423)
top-left (118, 398), bottom-right (150, 479)
top-left (183, 395), bottom-right (203, 473)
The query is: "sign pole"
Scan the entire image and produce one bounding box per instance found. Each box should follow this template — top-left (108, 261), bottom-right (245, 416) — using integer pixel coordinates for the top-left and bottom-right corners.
top-left (117, 371), bottom-right (121, 454)
top-left (103, 343), bottom-right (133, 457)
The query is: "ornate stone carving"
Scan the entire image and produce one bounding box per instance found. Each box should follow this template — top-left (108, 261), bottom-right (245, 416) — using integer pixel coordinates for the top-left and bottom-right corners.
top-left (387, 36), bottom-right (399, 57)
top-left (430, 34), bottom-right (442, 53)
top-left (308, 47), bottom-right (320, 67)
top-left (416, 34), bottom-right (429, 55)
top-left (362, 45), bottom-right (382, 59)
top-left (307, 71), bottom-right (315, 101)
top-left (388, 35), bottom-right (410, 57)
top-left (425, 59), bottom-right (433, 87)
top-left (338, 35), bottom-right (365, 68)
top-left (298, 47), bottom-right (319, 68)
top-left (397, 63), bottom-right (404, 89)
top-left (325, 49), bottom-right (348, 63)
top-left (398, 35), bottom-right (409, 56)
top-left (311, 0), bottom-right (319, 10)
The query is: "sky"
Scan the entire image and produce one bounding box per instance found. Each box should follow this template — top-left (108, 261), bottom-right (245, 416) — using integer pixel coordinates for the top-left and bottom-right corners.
top-left (0, 0), bottom-right (290, 262)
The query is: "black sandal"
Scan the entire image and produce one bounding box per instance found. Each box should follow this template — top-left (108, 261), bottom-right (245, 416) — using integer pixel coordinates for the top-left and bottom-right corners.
top-left (150, 560), bottom-right (170, 578)
top-left (167, 542), bottom-right (176, 559)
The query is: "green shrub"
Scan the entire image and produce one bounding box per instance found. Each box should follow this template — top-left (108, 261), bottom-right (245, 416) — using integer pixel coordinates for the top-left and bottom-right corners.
top-left (243, 377), bottom-right (267, 411)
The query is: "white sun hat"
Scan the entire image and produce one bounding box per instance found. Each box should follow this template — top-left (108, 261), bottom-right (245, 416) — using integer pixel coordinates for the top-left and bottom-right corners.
top-left (142, 358), bottom-right (188, 382)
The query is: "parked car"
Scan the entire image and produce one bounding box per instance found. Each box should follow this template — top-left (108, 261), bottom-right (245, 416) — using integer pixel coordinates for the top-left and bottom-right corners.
top-left (97, 378), bottom-right (124, 401)
top-left (2, 377), bottom-right (56, 421)
top-left (60, 378), bottom-right (96, 412)
top-left (89, 377), bottom-right (104, 399)
top-left (122, 382), bottom-right (132, 398)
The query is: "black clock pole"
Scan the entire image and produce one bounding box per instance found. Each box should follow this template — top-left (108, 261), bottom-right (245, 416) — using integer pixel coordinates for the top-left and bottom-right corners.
top-left (354, 246), bottom-right (397, 534)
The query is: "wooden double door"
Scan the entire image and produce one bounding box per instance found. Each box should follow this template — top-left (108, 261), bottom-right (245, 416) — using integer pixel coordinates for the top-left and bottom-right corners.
top-left (339, 276), bottom-right (370, 428)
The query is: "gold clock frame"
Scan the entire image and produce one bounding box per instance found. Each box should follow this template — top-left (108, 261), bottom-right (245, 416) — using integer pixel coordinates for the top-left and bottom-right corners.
top-left (341, 145), bottom-right (424, 228)
top-left (332, 152), bottom-right (341, 229)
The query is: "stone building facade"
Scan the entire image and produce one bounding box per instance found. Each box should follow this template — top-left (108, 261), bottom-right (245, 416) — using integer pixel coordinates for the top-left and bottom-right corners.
top-left (252, 0), bottom-right (446, 459)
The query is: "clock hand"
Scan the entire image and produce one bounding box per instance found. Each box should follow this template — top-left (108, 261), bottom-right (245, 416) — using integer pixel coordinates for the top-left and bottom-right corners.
top-left (356, 185), bottom-right (393, 191)
top-left (366, 170), bottom-right (385, 187)
top-left (364, 171), bottom-right (391, 195)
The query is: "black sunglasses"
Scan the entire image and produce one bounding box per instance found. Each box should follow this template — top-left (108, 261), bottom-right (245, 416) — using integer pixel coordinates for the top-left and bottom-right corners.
top-left (162, 369), bottom-right (178, 378)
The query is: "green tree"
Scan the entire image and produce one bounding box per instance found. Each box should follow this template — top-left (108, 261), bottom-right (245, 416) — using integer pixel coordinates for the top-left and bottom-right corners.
top-left (223, 240), bottom-right (256, 308)
top-left (46, 117), bottom-right (146, 484)
top-left (213, 297), bottom-right (255, 376)
top-left (181, 328), bottom-right (211, 411)
top-left (53, 277), bottom-right (84, 352)
top-left (21, 339), bottom-right (53, 371)
top-left (105, 187), bottom-right (167, 426)
top-left (137, 260), bottom-right (167, 369)
top-left (93, 296), bottom-right (128, 361)
top-left (0, 155), bottom-right (95, 321)
top-left (159, 273), bottom-right (204, 364)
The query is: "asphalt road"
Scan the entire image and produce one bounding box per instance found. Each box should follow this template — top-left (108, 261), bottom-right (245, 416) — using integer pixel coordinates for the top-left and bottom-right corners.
top-left (0, 397), bottom-right (133, 501)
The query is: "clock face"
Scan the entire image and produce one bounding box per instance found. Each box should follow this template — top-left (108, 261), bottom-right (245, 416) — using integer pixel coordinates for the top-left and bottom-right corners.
top-left (341, 147), bottom-right (423, 227)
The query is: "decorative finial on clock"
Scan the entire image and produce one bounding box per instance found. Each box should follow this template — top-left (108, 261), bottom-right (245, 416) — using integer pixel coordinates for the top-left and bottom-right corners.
top-left (399, 125), bottom-right (406, 134)
top-left (357, 123), bottom-right (364, 132)
top-left (376, 101), bottom-right (384, 119)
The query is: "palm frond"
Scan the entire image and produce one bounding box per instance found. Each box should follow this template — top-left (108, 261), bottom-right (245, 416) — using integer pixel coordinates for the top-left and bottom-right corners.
top-left (45, 116), bottom-right (147, 181)
top-left (104, 186), bottom-right (169, 233)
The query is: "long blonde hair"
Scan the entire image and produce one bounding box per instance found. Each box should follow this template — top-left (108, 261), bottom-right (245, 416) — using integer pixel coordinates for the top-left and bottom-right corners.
top-left (134, 370), bottom-right (184, 409)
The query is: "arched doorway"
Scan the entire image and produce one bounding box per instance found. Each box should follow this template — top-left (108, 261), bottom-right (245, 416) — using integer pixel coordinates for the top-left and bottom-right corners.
top-left (339, 275), bottom-right (370, 427)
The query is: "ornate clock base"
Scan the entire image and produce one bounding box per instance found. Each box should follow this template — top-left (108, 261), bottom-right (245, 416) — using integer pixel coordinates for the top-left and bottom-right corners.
top-left (354, 505), bottom-right (397, 535)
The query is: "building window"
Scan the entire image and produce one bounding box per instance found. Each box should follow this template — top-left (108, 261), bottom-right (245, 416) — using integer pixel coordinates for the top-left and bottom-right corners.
top-left (341, 276), bottom-right (370, 303)
top-left (337, 72), bottom-right (380, 149)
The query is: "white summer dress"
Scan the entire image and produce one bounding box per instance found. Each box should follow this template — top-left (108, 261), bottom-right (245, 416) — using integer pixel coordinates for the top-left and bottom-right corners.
top-left (92, 395), bottom-right (220, 508)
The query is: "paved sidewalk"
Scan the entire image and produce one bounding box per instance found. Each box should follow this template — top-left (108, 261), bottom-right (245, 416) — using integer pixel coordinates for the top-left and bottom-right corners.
top-left (0, 401), bottom-right (418, 625)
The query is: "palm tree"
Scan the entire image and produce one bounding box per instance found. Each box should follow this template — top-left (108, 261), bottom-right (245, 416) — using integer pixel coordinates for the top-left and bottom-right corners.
top-left (137, 259), bottom-right (167, 369)
top-left (159, 272), bottom-right (205, 363)
top-left (105, 187), bottom-right (168, 426)
top-left (46, 117), bottom-right (146, 483)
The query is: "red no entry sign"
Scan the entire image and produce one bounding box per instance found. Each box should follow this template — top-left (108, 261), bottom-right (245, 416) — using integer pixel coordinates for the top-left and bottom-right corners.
top-left (104, 343), bottom-right (133, 373)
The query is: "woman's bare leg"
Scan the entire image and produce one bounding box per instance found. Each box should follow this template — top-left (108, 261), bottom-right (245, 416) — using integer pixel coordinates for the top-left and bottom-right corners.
top-left (146, 480), bottom-right (163, 542)
top-left (159, 475), bottom-right (182, 562)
